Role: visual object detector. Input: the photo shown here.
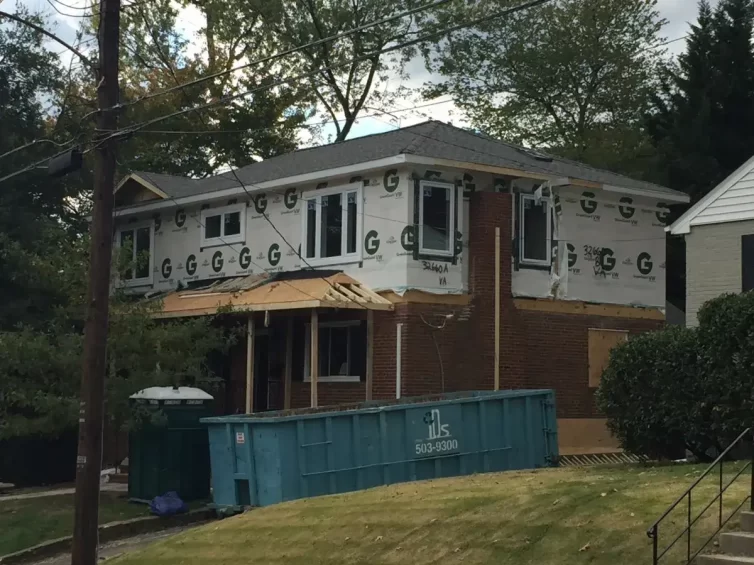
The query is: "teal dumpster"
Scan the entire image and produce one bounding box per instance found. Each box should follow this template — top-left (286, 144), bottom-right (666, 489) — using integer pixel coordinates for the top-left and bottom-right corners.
top-left (202, 389), bottom-right (557, 508)
top-left (128, 386), bottom-right (213, 502)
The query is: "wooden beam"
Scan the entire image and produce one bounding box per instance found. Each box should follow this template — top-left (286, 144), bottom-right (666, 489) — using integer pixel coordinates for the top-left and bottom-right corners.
top-left (245, 315), bottom-right (255, 413)
top-left (366, 310), bottom-right (374, 401)
top-left (494, 226), bottom-right (501, 391)
top-left (513, 298), bottom-right (665, 321)
top-left (284, 317), bottom-right (293, 410)
top-left (310, 309), bottom-right (318, 408)
top-left (381, 290), bottom-right (472, 306)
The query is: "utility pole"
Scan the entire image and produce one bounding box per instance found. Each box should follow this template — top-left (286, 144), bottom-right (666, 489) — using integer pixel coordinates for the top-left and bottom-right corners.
top-left (71, 0), bottom-right (120, 563)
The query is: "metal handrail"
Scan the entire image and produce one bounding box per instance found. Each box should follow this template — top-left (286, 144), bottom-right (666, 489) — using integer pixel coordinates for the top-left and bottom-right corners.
top-left (647, 427), bottom-right (754, 565)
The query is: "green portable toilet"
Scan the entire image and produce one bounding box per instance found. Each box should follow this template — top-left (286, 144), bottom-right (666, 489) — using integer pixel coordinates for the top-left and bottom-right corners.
top-left (128, 386), bottom-right (213, 503)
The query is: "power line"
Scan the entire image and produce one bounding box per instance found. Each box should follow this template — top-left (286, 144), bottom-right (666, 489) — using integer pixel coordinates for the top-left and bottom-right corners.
top-left (88, 0), bottom-right (555, 150)
top-left (88, 0), bottom-right (461, 117)
top-left (46, 0), bottom-right (94, 18)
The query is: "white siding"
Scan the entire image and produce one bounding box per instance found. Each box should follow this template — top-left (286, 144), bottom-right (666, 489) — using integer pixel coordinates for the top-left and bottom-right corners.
top-left (695, 169), bottom-right (754, 225)
top-left (686, 219), bottom-right (754, 326)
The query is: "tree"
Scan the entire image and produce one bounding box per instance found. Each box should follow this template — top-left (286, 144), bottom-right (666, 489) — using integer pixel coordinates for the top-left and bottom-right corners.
top-left (648, 0), bottom-right (754, 201)
top-left (199, 0), bottom-right (418, 142)
top-left (420, 0), bottom-right (667, 178)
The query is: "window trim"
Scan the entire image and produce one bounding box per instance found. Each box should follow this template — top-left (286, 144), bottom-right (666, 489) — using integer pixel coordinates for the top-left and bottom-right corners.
top-left (116, 220), bottom-right (155, 286)
top-left (300, 182), bottom-right (363, 267)
top-left (199, 203), bottom-right (246, 248)
top-left (303, 320), bottom-right (362, 383)
top-left (418, 180), bottom-right (456, 258)
top-left (518, 193), bottom-right (552, 267)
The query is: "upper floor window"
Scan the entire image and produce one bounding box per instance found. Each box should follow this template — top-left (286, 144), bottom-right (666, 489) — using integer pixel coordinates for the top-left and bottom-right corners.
top-left (117, 221), bottom-right (153, 285)
top-left (419, 180), bottom-right (456, 257)
top-left (301, 182), bottom-right (362, 266)
top-left (200, 203), bottom-right (245, 247)
top-left (519, 193), bottom-right (552, 267)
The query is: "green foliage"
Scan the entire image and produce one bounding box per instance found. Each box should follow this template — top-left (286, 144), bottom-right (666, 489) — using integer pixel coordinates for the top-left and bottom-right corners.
top-left (420, 0), bottom-right (666, 179)
top-left (598, 291), bottom-right (754, 459)
top-left (648, 0), bottom-right (754, 201)
top-left (597, 326), bottom-right (702, 459)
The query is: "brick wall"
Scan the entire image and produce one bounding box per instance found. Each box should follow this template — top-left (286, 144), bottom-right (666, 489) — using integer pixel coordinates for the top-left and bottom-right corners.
top-left (290, 381), bottom-right (366, 408)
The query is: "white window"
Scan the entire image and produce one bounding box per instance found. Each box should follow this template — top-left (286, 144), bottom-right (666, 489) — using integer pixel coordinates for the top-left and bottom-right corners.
top-left (301, 183), bottom-right (362, 266)
top-left (304, 321), bottom-right (362, 383)
top-left (519, 194), bottom-right (552, 267)
top-left (418, 180), bottom-right (456, 257)
top-left (200, 203), bottom-right (245, 247)
top-left (117, 221), bottom-right (154, 286)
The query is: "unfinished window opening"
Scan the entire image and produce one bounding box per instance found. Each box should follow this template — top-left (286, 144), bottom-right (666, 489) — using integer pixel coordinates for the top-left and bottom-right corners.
top-left (200, 204), bottom-right (245, 247)
top-left (117, 222), bottom-right (153, 285)
top-left (419, 180), bottom-right (455, 256)
top-left (304, 321), bottom-right (366, 383)
top-left (301, 183), bottom-right (362, 266)
top-left (588, 328), bottom-right (628, 388)
top-left (519, 193), bottom-right (552, 267)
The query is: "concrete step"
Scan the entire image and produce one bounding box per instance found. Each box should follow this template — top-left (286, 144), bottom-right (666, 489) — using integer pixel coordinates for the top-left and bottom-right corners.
top-left (722, 532), bottom-right (754, 557)
top-left (110, 473), bottom-right (128, 484)
top-left (697, 555), bottom-right (754, 565)
top-left (741, 511), bottom-right (754, 533)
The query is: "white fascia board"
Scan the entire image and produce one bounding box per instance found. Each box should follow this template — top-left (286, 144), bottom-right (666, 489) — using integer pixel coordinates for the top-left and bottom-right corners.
top-left (670, 154), bottom-right (754, 235)
top-left (602, 184), bottom-right (689, 203)
top-left (114, 154), bottom-right (408, 217)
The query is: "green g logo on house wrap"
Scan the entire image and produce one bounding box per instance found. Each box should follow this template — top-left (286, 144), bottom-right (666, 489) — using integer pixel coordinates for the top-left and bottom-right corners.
top-left (212, 251), bottom-right (223, 273)
top-left (401, 225), bottom-right (415, 252)
top-left (656, 203), bottom-right (670, 225)
top-left (365, 230), bottom-right (380, 255)
top-left (239, 247), bottom-right (252, 270)
top-left (383, 169), bottom-right (399, 193)
top-left (253, 194), bottom-right (267, 214)
top-left (161, 258), bottom-right (172, 279)
top-left (284, 188), bottom-right (298, 209)
top-left (580, 192), bottom-right (598, 214)
top-left (186, 254), bottom-right (197, 275)
top-left (268, 243), bottom-right (281, 266)
top-left (599, 248), bottom-right (616, 272)
top-left (153, 214), bottom-right (162, 232)
top-left (618, 197), bottom-right (635, 219)
top-left (638, 252), bottom-right (653, 275)
top-left (567, 243), bottom-right (577, 268)
top-left (175, 209), bottom-right (186, 227)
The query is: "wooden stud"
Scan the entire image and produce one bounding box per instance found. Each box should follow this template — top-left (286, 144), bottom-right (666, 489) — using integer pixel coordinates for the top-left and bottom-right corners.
top-left (310, 309), bottom-right (319, 408)
top-left (366, 310), bottom-right (374, 401)
top-left (245, 314), bottom-right (255, 413)
top-left (284, 317), bottom-right (293, 410)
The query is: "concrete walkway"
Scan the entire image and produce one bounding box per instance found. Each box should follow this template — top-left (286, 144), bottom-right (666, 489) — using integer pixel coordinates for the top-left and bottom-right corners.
top-left (0, 483), bottom-right (127, 502)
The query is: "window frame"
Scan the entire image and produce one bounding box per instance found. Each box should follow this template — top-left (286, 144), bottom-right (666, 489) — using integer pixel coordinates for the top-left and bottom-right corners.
top-left (199, 203), bottom-right (246, 248)
top-left (418, 180), bottom-right (456, 258)
top-left (303, 320), bottom-right (362, 383)
top-left (300, 182), bottom-right (363, 267)
top-left (518, 193), bottom-right (552, 267)
top-left (116, 220), bottom-right (155, 287)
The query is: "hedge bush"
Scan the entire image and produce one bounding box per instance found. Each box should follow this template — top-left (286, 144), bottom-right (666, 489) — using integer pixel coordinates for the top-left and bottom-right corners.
top-left (597, 292), bottom-right (754, 460)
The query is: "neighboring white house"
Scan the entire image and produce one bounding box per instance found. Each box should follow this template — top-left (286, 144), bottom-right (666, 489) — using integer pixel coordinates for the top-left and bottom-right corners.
top-left (669, 155), bottom-right (754, 326)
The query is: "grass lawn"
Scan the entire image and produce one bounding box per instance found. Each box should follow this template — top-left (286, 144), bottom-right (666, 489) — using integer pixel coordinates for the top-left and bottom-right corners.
top-left (112, 463), bottom-right (751, 565)
top-left (0, 492), bottom-right (148, 556)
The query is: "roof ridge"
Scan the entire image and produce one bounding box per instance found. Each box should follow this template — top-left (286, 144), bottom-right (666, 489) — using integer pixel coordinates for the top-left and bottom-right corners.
top-left (439, 123), bottom-right (680, 195)
top-left (401, 120), bottom-right (442, 154)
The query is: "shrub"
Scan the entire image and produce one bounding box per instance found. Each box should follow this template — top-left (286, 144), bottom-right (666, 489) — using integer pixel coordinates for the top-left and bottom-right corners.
top-left (597, 325), bottom-right (702, 460)
top-left (598, 292), bottom-right (754, 460)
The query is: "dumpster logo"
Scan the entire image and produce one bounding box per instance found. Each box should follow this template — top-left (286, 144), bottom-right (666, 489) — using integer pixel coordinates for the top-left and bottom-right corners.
top-left (423, 409), bottom-right (450, 440)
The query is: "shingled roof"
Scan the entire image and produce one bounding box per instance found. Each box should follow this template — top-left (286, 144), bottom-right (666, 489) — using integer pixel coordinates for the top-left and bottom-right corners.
top-left (126, 120), bottom-right (686, 201)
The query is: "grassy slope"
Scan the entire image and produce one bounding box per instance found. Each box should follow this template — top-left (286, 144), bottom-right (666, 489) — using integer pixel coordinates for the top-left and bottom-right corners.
top-left (0, 493), bottom-right (148, 556)
top-left (113, 464), bottom-right (750, 565)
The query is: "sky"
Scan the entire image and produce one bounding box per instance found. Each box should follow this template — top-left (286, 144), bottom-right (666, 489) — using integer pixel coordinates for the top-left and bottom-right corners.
top-left (10, 0), bottom-right (719, 141)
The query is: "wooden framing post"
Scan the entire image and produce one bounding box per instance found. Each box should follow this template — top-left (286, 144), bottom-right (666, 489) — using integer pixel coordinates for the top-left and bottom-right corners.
top-left (494, 226), bottom-right (501, 391)
top-left (284, 317), bottom-right (293, 409)
top-left (245, 315), bottom-right (255, 413)
top-left (310, 309), bottom-right (319, 408)
top-left (365, 310), bottom-right (374, 401)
